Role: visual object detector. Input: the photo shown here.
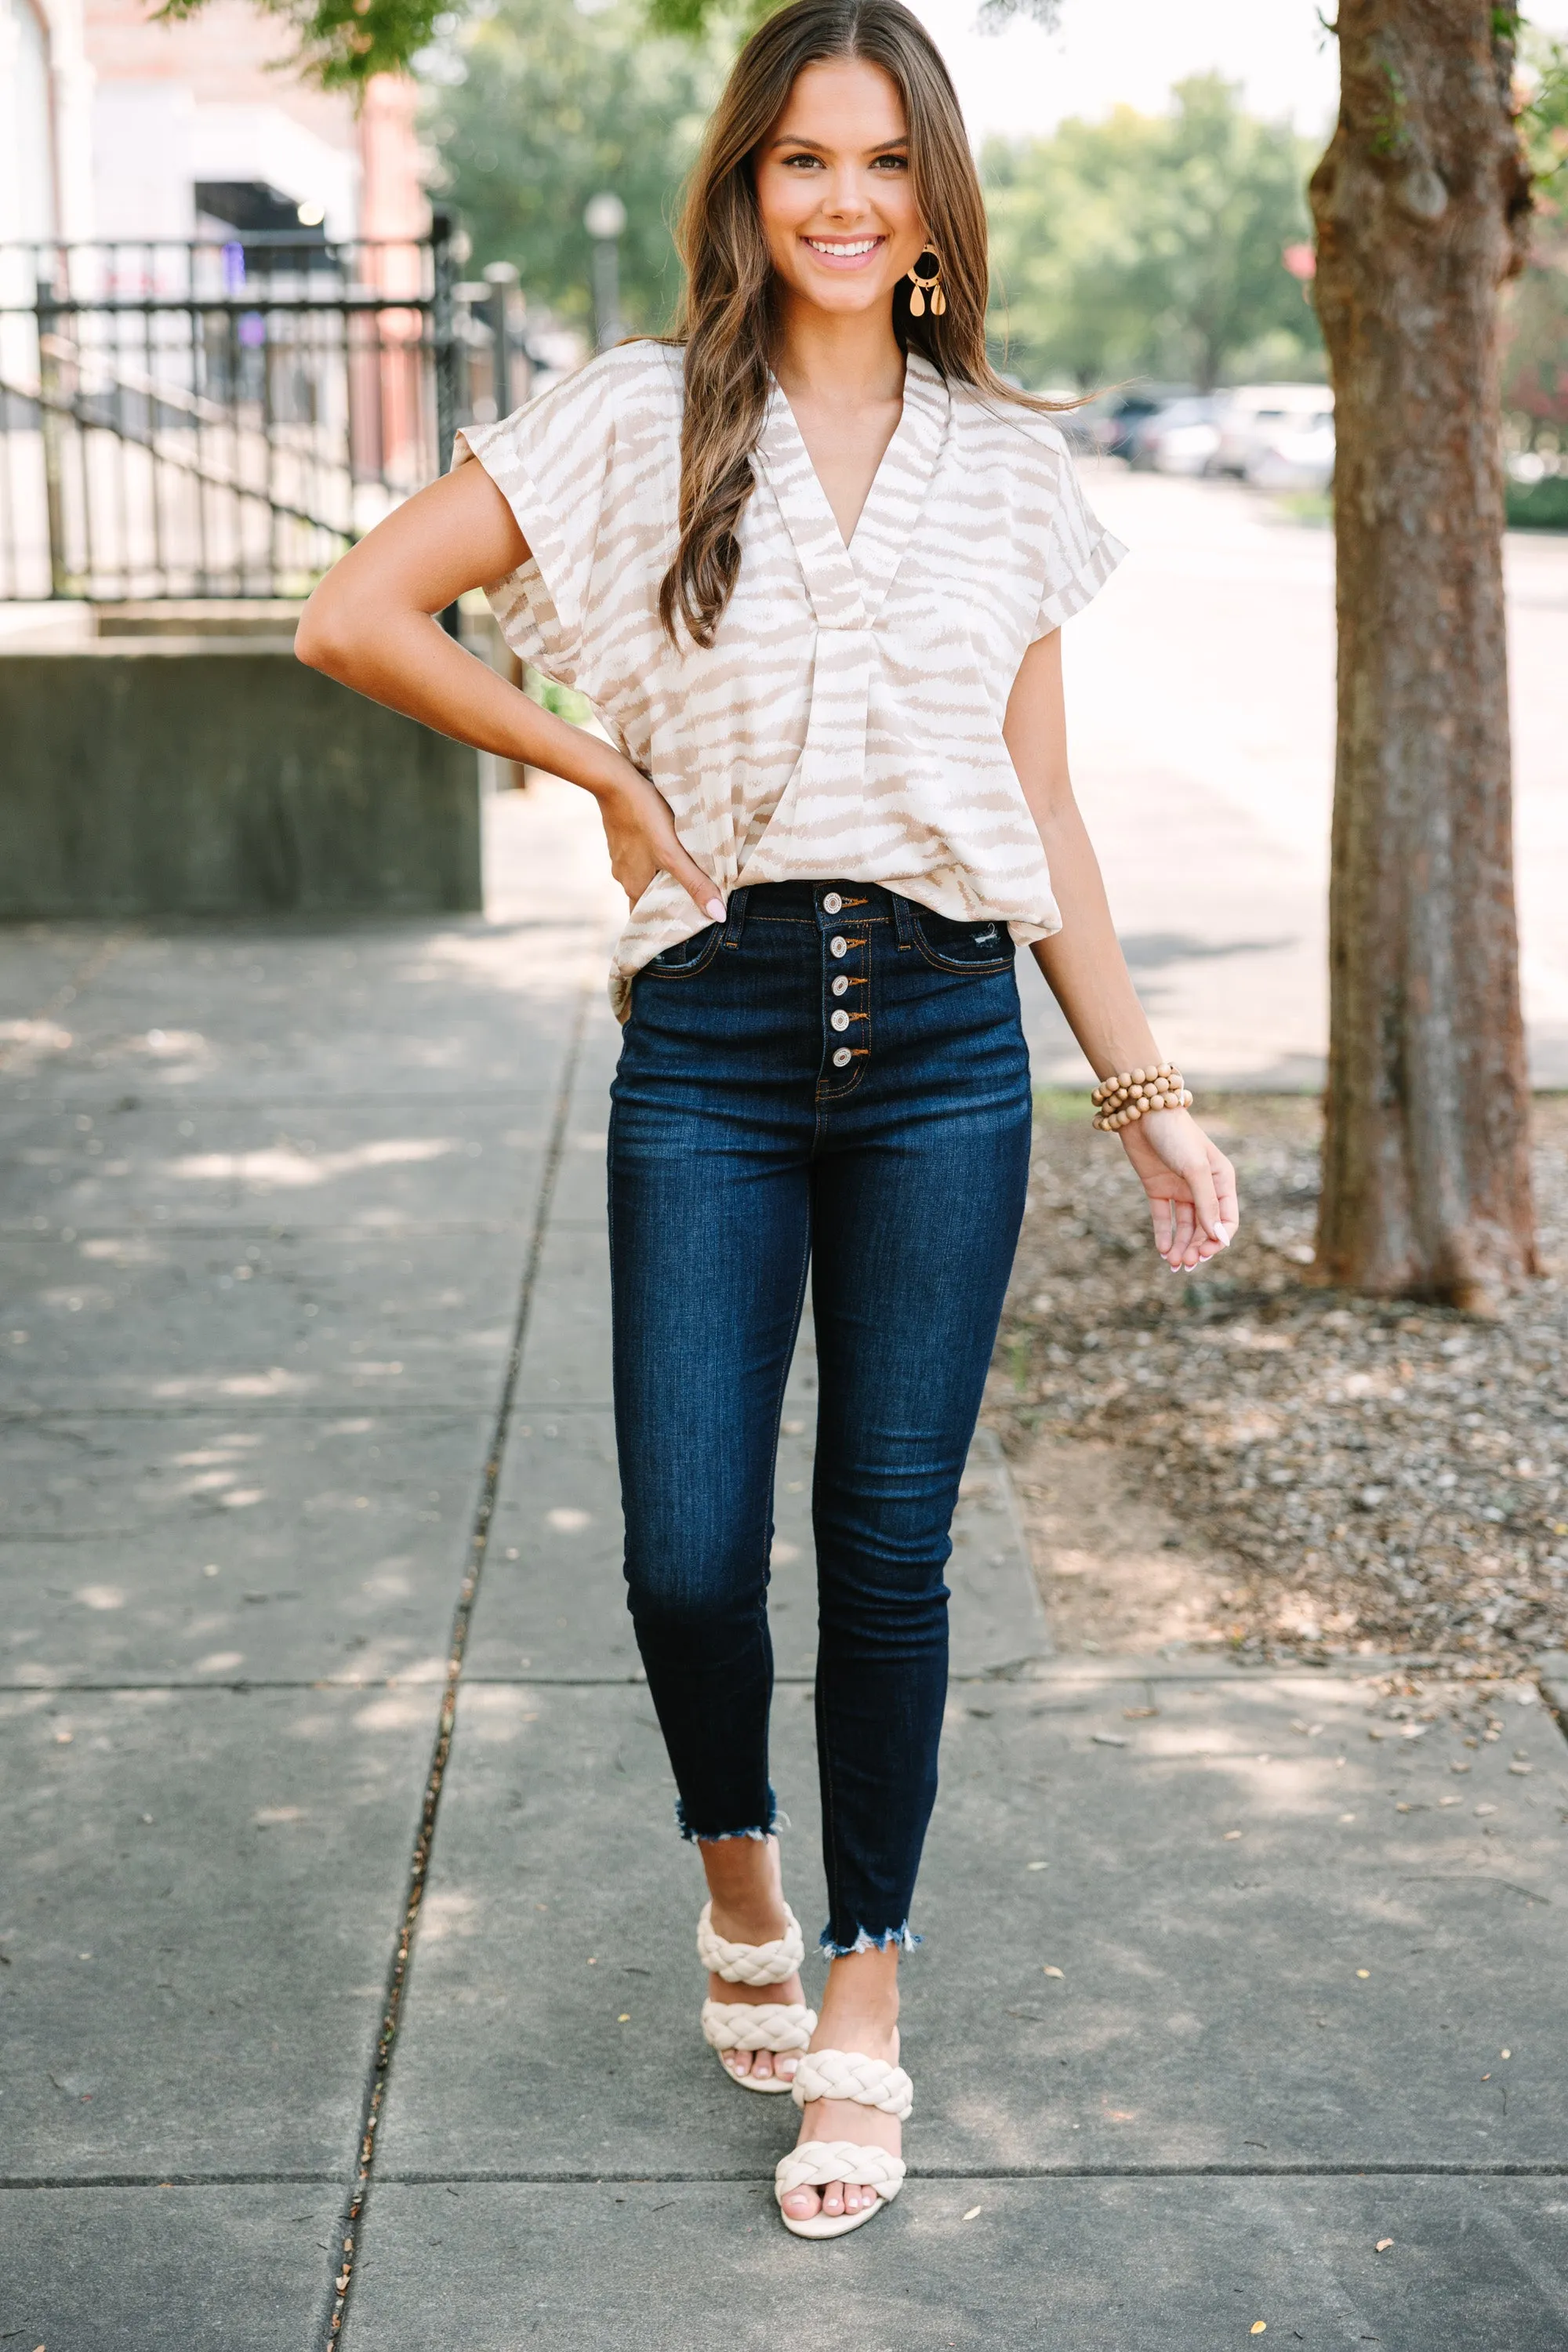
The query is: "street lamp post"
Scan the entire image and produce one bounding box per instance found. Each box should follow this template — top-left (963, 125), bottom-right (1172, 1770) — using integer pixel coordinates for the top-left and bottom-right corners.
top-left (583, 191), bottom-right (626, 352)
top-left (482, 260), bottom-right (522, 416)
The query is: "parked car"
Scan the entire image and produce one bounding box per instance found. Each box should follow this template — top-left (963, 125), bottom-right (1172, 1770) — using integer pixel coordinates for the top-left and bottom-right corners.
top-left (1127, 394), bottom-right (1221, 474)
top-left (1074, 384), bottom-right (1196, 461)
top-left (1246, 412), bottom-right (1335, 494)
top-left (1211, 384), bottom-right (1334, 478)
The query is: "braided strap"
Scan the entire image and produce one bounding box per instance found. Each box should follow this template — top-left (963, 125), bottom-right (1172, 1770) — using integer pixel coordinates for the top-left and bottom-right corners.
top-left (790, 2049), bottom-right (914, 2119)
top-left (702, 2000), bottom-right (818, 2054)
top-left (775, 2141), bottom-right (906, 2207)
top-left (696, 1899), bottom-right (805, 1987)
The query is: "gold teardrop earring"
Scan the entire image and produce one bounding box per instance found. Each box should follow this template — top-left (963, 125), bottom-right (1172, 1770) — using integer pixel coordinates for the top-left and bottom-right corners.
top-left (906, 248), bottom-right (946, 319)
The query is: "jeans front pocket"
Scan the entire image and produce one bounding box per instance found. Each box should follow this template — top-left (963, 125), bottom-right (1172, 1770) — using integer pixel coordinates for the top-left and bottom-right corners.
top-left (909, 906), bottom-right (1014, 976)
top-left (644, 923), bottom-right (723, 979)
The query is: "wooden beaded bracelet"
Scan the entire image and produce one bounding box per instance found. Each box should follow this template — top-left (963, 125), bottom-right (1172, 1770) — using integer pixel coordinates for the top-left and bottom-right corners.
top-left (1091, 1062), bottom-right (1193, 1131)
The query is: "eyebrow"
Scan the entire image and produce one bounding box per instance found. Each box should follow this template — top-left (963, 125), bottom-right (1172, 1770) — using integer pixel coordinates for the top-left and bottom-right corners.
top-left (765, 132), bottom-right (910, 152)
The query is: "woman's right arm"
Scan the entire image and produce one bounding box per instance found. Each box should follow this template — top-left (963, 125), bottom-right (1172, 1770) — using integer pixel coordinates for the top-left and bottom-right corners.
top-left (295, 463), bottom-right (725, 922)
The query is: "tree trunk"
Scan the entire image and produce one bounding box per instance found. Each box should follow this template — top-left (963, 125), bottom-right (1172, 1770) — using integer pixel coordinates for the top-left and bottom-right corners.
top-left (1308, 0), bottom-right (1537, 1311)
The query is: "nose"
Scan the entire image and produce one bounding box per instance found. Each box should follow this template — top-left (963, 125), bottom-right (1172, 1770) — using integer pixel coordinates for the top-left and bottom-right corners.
top-left (819, 166), bottom-right (871, 220)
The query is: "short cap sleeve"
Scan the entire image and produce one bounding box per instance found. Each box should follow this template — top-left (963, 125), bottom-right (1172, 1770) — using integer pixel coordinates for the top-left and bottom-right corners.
top-left (1029, 428), bottom-right (1127, 640)
top-left (452, 343), bottom-right (677, 682)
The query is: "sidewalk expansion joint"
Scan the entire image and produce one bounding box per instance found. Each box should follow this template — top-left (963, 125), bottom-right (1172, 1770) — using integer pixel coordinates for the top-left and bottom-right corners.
top-left (6, 1220), bottom-right (534, 1243)
top-left (463, 1673), bottom-right (815, 1689)
top-left (0, 1675), bottom-right (762, 1694)
top-left (321, 976), bottom-right (595, 2352)
top-left (1, 1405), bottom-right (517, 1425)
top-left (373, 2159), bottom-right (1568, 2183)
top-left (5, 1090), bottom-right (567, 1111)
top-left (2, 1232), bottom-right (535, 1251)
top-left (0, 1679), bottom-right (453, 1695)
top-left (6, 2158), bottom-right (1565, 2194)
top-left (0, 2171), bottom-right (342, 2191)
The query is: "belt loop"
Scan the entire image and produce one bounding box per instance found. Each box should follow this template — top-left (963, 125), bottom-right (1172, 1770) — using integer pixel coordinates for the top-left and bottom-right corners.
top-left (891, 891), bottom-right (915, 951)
top-left (721, 886), bottom-right (750, 951)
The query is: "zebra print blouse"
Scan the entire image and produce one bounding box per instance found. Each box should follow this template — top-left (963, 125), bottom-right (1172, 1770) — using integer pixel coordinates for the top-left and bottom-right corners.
top-left (455, 339), bottom-right (1123, 1018)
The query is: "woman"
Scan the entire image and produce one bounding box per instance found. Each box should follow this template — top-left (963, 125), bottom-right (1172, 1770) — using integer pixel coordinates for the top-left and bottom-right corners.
top-left (297, 0), bottom-right (1239, 2240)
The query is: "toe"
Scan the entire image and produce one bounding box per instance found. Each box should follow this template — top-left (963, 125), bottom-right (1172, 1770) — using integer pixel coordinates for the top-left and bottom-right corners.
top-left (820, 2180), bottom-right (845, 2216)
top-left (775, 2053), bottom-right (799, 2081)
top-left (723, 2049), bottom-right (751, 2079)
top-left (751, 2049), bottom-right (775, 2082)
top-left (782, 2186), bottom-right (822, 2220)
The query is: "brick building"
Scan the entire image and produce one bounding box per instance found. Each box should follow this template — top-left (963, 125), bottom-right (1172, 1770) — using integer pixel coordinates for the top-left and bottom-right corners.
top-left (2, 0), bottom-right (426, 247)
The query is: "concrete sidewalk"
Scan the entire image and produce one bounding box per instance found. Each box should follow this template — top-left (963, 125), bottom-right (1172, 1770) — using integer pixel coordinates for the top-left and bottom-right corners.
top-left (3, 782), bottom-right (1566, 2351)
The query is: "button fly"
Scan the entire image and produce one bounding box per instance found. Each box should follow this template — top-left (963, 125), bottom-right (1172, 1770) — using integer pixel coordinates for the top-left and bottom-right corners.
top-left (830, 1009), bottom-right (850, 1032)
top-left (829, 935), bottom-right (848, 959)
top-left (822, 891), bottom-right (843, 915)
top-left (831, 975), bottom-right (848, 997)
top-left (832, 1047), bottom-right (852, 1068)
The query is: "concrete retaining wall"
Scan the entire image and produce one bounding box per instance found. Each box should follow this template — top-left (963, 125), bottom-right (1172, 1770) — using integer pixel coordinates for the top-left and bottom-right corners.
top-left (0, 643), bottom-right (481, 918)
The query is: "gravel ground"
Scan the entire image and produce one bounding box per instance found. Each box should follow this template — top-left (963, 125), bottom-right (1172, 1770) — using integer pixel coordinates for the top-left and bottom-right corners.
top-left (987, 1093), bottom-right (1568, 1671)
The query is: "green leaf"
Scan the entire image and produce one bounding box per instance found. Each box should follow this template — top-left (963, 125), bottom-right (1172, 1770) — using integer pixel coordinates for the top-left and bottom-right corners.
top-left (154, 0), bottom-right (448, 91)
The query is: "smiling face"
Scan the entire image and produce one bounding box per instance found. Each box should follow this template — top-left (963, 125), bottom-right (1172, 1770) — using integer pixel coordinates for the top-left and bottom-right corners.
top-left (753, 56), bottom-right (927, 321)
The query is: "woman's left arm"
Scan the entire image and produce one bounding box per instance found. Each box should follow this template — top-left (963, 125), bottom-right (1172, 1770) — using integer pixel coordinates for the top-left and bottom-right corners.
top-left (1004, 627), bottom-right (1240, 1272)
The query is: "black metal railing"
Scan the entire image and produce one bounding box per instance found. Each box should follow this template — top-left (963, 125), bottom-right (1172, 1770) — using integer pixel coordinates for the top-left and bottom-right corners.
top-left (0, 220), bottom-right (532, 604)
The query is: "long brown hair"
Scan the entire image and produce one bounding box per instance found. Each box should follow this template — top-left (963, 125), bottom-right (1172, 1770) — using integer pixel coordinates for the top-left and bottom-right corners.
top-left (659, 0), bottom-right (1060, 648)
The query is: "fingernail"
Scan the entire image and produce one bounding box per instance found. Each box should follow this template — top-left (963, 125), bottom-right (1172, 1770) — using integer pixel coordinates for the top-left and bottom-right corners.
top-left (705, 898), bottom-right (725, 921)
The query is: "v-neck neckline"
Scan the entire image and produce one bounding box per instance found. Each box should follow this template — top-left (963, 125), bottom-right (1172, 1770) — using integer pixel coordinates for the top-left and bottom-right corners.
top-left (775, 362), bottom-right (904, 553)
top-left (757, 351), bottom-right (949, 629)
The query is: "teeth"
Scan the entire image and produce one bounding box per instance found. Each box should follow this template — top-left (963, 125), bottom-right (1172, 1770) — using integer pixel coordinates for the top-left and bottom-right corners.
top-left (806, 238), bottom-right (878, 256)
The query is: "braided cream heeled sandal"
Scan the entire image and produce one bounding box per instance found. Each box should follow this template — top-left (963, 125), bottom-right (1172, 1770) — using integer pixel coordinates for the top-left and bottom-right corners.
top-left (698, 1899), bottom-right (818, 2094)
top-left (774, 2048), bottom-right (913, 2238)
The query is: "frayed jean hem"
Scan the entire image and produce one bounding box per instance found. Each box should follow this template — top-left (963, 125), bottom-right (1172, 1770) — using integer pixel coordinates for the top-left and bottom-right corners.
top-left (675, 1798), bottom-right (779, 1846)
top-left (818, 1921), bottom-right (922, 1958)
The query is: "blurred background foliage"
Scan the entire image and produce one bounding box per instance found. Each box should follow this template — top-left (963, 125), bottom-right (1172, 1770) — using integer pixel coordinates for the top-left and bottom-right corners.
top-left (418, 0), bottom-right (1568, 499)
top-left (423, 0), bottom-right (731, 336)
top-left (1519, 25), bottom-right (1568, 194)
top-left (427, 36), bottom-right (1323, 397)
top-left (983, 75), bottom-right (1320, 391)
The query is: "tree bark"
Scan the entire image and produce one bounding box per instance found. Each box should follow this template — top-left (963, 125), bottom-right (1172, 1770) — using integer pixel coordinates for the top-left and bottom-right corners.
top-left (1308, 0), bottom-right (1537, 1311)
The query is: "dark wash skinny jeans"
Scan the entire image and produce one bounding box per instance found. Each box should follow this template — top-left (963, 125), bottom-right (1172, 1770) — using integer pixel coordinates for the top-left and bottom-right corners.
top-left (608, 880), bottom-right (1032, 1955)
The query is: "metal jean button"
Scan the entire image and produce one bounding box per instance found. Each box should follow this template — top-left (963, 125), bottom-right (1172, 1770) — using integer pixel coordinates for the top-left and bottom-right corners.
top-left (831, 975), bottom-right (849, 996)
top-left (832, 1047), bottom-right (852, 1068)
top-left (830, 1009), bottom-right (850, 1032)
top-left (829, 935), bottom-right (848, 959)
top-left (822, 891), bottom-right (843, 915)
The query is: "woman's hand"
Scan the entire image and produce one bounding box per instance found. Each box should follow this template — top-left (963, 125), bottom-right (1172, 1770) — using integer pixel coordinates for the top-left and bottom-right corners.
top-left (591, 766), bottom-right (726, 924)
top-left (294, 466), bottom-right (724, 933)
top-left (1117, 1108), bottom-right (1239, 1272)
